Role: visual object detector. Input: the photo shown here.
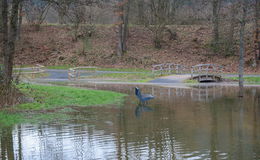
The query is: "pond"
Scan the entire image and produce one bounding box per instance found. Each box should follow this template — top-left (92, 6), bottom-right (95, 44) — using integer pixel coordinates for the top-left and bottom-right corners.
top-left (0, 84), bottom-right (260, 160)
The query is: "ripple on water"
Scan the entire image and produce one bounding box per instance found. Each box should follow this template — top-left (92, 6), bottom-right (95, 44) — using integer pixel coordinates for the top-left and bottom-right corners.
top-left (1, 86), bottom-right (260, 160)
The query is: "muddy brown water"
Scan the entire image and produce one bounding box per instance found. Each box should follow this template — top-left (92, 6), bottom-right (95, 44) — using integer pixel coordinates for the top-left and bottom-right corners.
top-left (0, 84), bottom-right (260, 160)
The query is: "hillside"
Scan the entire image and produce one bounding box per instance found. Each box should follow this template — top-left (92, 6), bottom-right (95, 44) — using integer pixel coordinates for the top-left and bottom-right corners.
top-left (12, 25), bottom-right (260, 73)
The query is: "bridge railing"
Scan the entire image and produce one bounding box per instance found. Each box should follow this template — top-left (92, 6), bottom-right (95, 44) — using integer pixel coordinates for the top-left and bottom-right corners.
top-left (68, 66), bottom-right (98, 80)
top-left (152, 63), bottom-right (187, 75)
top-left (191, 64), bottom-right (223, 79)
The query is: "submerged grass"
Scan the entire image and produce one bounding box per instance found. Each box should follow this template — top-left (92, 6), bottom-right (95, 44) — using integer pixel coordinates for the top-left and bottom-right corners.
top-left (0, 111), bottom-right (23, 127)
top-left (225, 77), bottom-right (260, 84)
top-left (0, 111), bottom-right (73, 128)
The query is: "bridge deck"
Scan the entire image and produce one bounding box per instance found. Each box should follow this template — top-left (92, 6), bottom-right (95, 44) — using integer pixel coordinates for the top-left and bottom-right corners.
top-left (192, 75), bottom-right (222, 82)
top-left (191, 64), bottom-right (223, 82)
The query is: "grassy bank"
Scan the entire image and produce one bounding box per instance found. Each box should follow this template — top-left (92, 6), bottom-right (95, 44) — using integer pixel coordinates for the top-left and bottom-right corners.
top-left (0, 84), bottom-right (126, 127)
top-left (17, 84), bottom-right (126, 109)
top-left (183, 79), bottom-right (198, 84)
top-left (81, 72), bottom-right (160, 83)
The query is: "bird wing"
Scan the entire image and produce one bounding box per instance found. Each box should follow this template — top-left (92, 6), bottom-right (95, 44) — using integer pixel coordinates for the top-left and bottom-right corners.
top-left (142, 94), bottom-right (154, 99)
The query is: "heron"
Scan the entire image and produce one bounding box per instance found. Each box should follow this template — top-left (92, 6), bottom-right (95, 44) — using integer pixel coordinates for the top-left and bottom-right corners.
top-left (135, 87), bottom-right (154, 104)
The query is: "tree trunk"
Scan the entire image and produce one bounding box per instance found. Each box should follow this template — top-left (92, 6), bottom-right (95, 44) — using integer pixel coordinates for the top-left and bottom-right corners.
top-left (0, 1), bottom-right (2, 33)
top-left (58, 5), bottom-right (67, 24)
top-left (122, 0), bottom-right (130, 52)
top-left (238, 0), bottom-right (247, 97)
top-left (255, 0), bottom-right (260, 65)
top-left (116, 0), bottom-right (130, 55)
top-left (3, 0), bottom-right (20, 87)
top-left (169, 0), bottom-right (177, 24)
top-left (17, 2), bottom-right (23, 40)
top-left (117, 0), bottom-right (124, 57)
top-left (212, 0), bottom-right (220, 48)
top-left (6, 127), bottom-right (15, 160)
top-left (137, 0), bottom-right (144, 25)
top-left (2, 0), bottom-right (9, 80)
top-left (226, 3), bottom-right (236, 56)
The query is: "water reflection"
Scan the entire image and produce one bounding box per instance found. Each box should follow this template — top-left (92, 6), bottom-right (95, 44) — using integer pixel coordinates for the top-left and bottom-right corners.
top-left (134, 104), bottom-right (154, 118)
top-left (76, 83), bottom-right (229, 102)
top-left (0, 127), bottom-right (15, 160)
top-left (0, 85), bottom-right (260, 159)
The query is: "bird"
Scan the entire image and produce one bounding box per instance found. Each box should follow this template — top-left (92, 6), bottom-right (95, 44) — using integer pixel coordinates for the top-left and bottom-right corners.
top-left (135, 87), bottom-right (154, 104)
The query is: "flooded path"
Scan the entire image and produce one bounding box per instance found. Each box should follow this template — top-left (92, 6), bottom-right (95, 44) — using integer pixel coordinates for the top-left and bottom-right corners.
top-left (0, 84), bottom-right (260, 160)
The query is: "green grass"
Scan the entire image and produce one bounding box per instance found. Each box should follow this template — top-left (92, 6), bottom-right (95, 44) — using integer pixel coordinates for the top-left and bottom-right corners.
top-left (82, 72), bottom-right (159, 82)
top-left (0, 84), bottom-right (126, 127)
top-left (46, 65), bottom-right (73, 70)
top-left (183, 79), bottom-right (198, 84)
top-left (17, 84), bottom-right (126, 110)
top-left (225, 77), bottom-right (260, 84)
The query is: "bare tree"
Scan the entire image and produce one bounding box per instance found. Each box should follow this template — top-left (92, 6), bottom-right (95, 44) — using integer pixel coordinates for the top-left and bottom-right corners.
top-left (149, 0), bottom-right (169, 49)
top-left (17, 1), bottom-right (23, 40)
top-left (24, 0), bottom-right (51, 31)
top-left (238, 0), bottom-right (248, 97)
top-left (212, 0), bottom-right (221, 51)
top-left (68, 4), bottom-right (87, 41)
top-left (137, 0), bottom-right (144, 25)
top-left (1, 0), bottom-right (8, 63)
top-left (168, 0), bottom-right (181, 24)
top-left (116, 0), bottom-right (130, 56)
top-left (51, 0), bottom-right (72, 24)
top-left (225, 1), bottom-right (237, 56)
top-left (2, 0), bottom-right (21, 87)
top-left (59, 0), bottom-right (97, 41)
top-left (0, 1), bottom-right (2, 33)
top-left (254, 0), bottom-right (260, 65)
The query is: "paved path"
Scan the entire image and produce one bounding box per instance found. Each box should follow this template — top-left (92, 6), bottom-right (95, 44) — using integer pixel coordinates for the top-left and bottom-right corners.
top-left (45, 69), bottom-right (68, 80)
top-left (150, 75), bottom-right (191, 83)
top-left (32, 69), bottom-right (260, 85)
top-left (43, 70), bottom-right (192, 83)
top-left (41, 69), bottom-right (151, 81)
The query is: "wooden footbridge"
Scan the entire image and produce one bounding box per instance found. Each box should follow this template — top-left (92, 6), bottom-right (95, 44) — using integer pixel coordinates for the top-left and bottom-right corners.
top-left (191, 64), bottom-right (223, 82)
top-left (152, 63), bottom-right (223, 83)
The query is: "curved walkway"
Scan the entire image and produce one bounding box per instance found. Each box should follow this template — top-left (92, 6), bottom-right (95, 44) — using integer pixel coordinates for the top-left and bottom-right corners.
top-left (150, 75), bottom-right (191, 83)
top-left (27, 69), bottom-right (260, 88)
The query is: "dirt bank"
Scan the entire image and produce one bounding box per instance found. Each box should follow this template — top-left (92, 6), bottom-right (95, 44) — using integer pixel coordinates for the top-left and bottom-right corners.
top-left (9, 25), bottom-right (260, 73)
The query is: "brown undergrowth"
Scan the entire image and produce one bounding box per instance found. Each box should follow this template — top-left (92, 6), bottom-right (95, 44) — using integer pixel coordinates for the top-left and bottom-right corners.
top-left (5, 25), bottom-right (260, 73)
